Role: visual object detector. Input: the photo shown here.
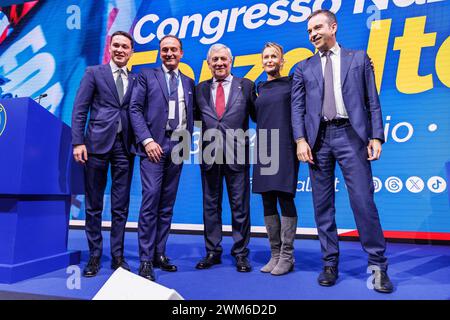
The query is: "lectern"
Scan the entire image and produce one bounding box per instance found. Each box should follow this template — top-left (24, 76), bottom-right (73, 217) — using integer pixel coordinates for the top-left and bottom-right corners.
top-left (0, 97), bottom-right (80, 283)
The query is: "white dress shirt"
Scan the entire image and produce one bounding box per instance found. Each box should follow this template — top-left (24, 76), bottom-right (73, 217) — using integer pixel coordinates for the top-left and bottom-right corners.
top-left (142, 65), bottom-right (186, 147)
top-left (110, 60), bottom-right (128, 133)
top-left (110, 60), bottom-right (129, 93)
top-left (320, 42), bottom-right (348, 119)
top-left (211, 74), bottom-right (233, 108)
top-left (161, 64), bottom-right (186, 131)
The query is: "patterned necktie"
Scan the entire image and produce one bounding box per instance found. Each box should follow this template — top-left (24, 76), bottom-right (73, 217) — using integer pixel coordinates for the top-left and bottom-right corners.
top-left (168, 70), bottom-right (179, 130)
top-left (116, 69), bottom-right (124, 104)
top-left (215, 80), bottom-right (225, 118)
top-left (322, 50), bottom-right (337, 121)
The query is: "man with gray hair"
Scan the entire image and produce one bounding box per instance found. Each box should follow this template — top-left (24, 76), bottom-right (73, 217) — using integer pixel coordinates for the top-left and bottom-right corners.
top-left (194, 43), bottom-right (256, 272)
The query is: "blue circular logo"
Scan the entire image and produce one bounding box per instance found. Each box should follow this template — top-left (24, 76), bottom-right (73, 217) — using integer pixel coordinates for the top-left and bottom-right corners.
top-left (0, 103), bottom-right (6, 136)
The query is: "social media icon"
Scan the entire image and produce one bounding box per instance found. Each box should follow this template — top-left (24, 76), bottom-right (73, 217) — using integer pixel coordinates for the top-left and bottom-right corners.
top-left (406, 176), bottom-right (424, 193)
top-left (372, 177), bottom-right (382, 193)
top-left (427, 176), bottom-right (447, 193)
top-left (385, 177), bottom-right (403, 193)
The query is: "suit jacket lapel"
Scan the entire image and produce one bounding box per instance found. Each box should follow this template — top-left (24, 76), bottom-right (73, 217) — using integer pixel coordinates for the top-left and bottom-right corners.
top-left (102, 64), bottom-right (121, 105)
top-left (340, 47), bottom-right (354, 87)
top-left (203, 79), bottom-right (216, 118)
top-left (122, 71), bottom-right (135, 104)
top-left (180, 72), bottom-right (191, 109)
top-left (224, 77), bottom-right (241, 116)
top-left (311, 53), bottom-right (324, 98)
top-left (155, 67), bottom-right (169, 103)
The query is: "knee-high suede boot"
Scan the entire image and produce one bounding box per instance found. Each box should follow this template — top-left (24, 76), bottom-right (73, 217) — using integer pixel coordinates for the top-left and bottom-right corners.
top-left (271, 216), bottom-right (297, 275)
top-left (260, 215), bottom-right (281, 273)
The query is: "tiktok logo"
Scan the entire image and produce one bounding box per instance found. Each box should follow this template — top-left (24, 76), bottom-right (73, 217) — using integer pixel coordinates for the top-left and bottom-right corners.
top-left (427, 176), bottom-right (447, 194)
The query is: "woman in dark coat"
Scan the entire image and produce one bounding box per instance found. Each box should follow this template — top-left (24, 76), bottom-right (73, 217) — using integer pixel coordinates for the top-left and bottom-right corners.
top-left (253, 42), bottom-right (299, 275)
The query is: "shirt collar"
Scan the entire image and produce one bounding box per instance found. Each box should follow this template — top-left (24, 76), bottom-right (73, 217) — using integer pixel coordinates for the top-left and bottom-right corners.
top-left (109, 60), bottom-right (128, 75)
top-left (213, 74), bottom-right (233, 84)
top-left (320, 42), bottom-right (340, 57)
top-left (162, 64), bottom-right (179, 77)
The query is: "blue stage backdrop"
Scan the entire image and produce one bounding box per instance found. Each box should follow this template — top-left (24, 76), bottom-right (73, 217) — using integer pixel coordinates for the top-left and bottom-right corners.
top-left (1, 0), bottom-right (449, 237)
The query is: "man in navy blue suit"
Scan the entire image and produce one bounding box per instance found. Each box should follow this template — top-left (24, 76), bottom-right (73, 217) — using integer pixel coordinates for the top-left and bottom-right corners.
top-left (129, 35), bottom-right (195, 281)
top-left (72, 31), bottom-right (135, 277)
top-left (291, 10), bottom-right (393, 293)
top-left (194, 44), bottom-right (256, 273)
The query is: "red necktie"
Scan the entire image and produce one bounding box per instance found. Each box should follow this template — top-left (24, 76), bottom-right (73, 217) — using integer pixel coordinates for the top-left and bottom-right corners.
top-left (215, 81), bottom-right (225, 118)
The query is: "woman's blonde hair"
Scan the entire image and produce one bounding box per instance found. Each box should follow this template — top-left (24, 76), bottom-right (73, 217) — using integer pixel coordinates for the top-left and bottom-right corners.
top-left (262, 42), bottom-right (284, 58)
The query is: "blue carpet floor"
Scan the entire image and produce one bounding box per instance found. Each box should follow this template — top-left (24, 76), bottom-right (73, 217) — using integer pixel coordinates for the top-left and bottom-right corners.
top-left (0, 230), bottom-right (449, 300)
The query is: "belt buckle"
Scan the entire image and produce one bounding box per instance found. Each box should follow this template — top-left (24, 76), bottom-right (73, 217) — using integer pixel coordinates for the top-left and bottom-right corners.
top-left (332, 118), bottom-right (347, 125)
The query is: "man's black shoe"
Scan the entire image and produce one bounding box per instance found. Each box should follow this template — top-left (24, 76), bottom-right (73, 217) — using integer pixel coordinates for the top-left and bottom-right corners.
top-left (318, 266), bottom-right (338, 286)
top-left (372, 270), bottom-right (394, 293)
top-left (153, 255), bottom-right (177, 272)
top-left (111, 256), bottom-right (130, 271)
top-left (195, 253), bottom-right (221, 269)
top-left (83, 256), bottom-right (101, 277)
top-left (138, 261), bottom-right (156, 281)
top-left (236, 256), bottom-right (252, 272)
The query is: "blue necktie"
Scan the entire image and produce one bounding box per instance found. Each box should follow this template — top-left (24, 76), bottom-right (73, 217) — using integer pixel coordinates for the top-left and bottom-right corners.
top-left (168, 70), bottom-right (179, 130)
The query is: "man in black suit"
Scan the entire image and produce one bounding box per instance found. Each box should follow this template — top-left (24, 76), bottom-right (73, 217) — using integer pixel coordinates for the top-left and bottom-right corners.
top-left (195, 44), bottom-right (256, 272)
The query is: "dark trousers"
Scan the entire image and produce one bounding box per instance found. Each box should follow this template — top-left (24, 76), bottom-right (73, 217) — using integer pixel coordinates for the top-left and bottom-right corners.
top-left (138, 135), bottom-right (183, 262)
top-left (309, 120), bottom-right (387, 271)
top-left (84, 134), bottom-right (134, 258)
top-left (262, 191), bottom-right (297, 217)
top-left (201, 163), bottom-right (251, 258)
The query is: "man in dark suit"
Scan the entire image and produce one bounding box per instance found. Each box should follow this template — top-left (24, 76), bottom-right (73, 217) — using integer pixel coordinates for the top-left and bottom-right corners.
top-left (72, 31), bottom-right (135, 277)
top-left (129, 35), bottom-right (195, 281)
top-left (291, 10), bottom-right (393, 293)
top-left (195, 44), bottom-right (256, 273)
